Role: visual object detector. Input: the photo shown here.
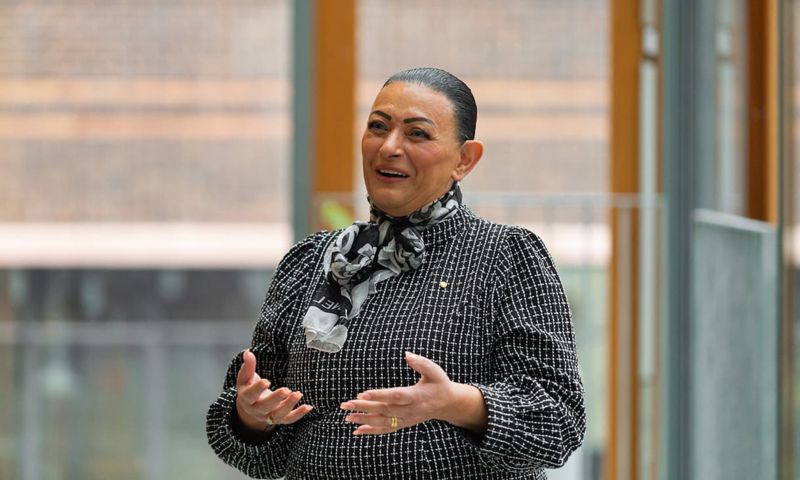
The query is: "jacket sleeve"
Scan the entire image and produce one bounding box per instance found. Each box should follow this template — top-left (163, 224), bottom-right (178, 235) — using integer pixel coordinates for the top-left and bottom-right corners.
top-left (206, 232), bottom-right (327, 479)
top-left (471, 226), bottom-right (586, 472)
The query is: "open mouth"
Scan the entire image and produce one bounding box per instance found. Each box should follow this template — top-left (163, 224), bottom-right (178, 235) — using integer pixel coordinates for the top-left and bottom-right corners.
top-left (377, 169), bottom-right (409, 178)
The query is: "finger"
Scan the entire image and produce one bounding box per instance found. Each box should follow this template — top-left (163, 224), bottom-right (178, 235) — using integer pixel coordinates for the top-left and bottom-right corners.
top-left (344, 412), bottom-right (397, 427)
top-left (404, 351), bottom-right (448, 382)
top-left (281, 404), bottom-right (314, 424)
top-left (238, 378), bottom-right (271, 405)
top-left (253, 387), bottom-right (292, 413)
top-left (241, 388), bottom-right (290, 421)
top-left (256, 386), bottom-right (290, 404)
top-left (352, 424), bottom-right (395, 435)
top-left (237, 349), bottom-right (259, 387)
top-left (355, 386), bottom-right (415, 405)
top-left (340, 400), bottom-right (390, 415)
top-left (269, 391), bottom-right (303, 422)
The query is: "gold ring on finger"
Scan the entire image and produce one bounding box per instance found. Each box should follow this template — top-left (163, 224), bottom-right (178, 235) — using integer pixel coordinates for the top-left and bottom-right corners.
top-left (264, 416), bottom-right (275, 428)
top-left (390, 416), bottom-right (398, 428)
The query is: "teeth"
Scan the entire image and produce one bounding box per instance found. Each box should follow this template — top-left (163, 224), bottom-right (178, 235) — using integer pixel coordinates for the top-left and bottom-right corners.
top-left (379, 169), bottom-right (408, 178)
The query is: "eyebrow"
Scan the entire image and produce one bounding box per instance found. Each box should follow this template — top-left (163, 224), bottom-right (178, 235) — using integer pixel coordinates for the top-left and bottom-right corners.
top-left (403, 116), bottom-right (434, 125)
top-left (369, 110), bottom-right (435, 126)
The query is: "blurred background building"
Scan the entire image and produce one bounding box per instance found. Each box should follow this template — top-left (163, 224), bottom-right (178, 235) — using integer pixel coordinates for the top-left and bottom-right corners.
top-left (0, 0), bottom-right (794, 479)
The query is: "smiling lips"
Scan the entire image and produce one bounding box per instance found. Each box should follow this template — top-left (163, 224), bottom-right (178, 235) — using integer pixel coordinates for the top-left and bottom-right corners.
top-left (376, 168), bottom-right (410, 180)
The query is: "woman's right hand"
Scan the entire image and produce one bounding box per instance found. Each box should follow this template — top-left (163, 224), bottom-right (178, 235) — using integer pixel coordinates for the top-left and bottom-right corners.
top-left (235, 349), bottom-right (313, 432)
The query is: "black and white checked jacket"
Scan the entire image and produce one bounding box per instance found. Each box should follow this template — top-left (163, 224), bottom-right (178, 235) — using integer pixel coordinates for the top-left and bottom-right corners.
top-left (207, 207), bottom-right (585, 479)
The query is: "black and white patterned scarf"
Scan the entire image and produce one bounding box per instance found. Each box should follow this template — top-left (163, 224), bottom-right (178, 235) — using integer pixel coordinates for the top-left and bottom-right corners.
top-left (302, 182), bottom-right (463, 353)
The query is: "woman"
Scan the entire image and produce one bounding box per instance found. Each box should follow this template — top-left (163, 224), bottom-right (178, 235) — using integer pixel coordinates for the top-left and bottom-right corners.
top-left (207, 67), bottom-right (585, 479)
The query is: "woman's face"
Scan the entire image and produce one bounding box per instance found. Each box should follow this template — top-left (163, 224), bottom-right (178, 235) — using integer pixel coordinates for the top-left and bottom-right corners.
top-left (361, 81), bottom-right (481, 217)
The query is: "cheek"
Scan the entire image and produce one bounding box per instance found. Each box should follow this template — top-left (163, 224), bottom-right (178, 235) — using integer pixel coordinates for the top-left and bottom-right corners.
top-left (360, 137), bottom-right (370, 158)
top-left (362, 136), bottom-right (383, 163)
top-left (361, 131), bottom-right (374, 150)
top-left (414, 149), bottom-right (456, 180)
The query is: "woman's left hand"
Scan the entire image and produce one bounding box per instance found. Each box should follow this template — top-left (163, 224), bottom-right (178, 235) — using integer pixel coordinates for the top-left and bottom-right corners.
top-left (340, 351), bottom-right (483, 435)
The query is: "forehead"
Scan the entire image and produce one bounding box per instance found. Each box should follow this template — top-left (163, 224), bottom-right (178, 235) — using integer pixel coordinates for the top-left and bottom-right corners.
top-left (370, 82), bottom-right (455, 125)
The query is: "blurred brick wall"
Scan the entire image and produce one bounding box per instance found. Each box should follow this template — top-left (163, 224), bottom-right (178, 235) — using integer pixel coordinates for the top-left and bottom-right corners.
top-left (0, 0), bottom-right (290, 222)
top-left (359, 0), bottom-right (608, 195)
top-left (0, 0), bottom-right (607, 223)
top-left (359, 0), bottom-right (606, 79)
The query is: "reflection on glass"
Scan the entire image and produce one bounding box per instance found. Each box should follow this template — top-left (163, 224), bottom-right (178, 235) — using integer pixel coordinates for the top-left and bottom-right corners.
top-left (0, 1), bottom-right (290, 479)
top-left (714, 0), bottom-right (749, 215)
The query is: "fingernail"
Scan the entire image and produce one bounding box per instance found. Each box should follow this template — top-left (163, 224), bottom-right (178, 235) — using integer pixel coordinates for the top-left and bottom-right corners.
top-left (405, 351), bottom-right (417, 360)
top-left (340, 402), bottom-right (353, 410)
top-left (357, 392), bottom-right (370, 400)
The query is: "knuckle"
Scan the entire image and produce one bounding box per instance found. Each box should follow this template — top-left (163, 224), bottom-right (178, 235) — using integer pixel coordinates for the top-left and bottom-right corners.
top-left (242, 406), bottom-right (258, 419)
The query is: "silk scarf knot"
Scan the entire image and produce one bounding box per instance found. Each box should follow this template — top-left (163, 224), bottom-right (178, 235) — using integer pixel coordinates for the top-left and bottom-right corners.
top-left (301, 183), bottom-right (463, 352)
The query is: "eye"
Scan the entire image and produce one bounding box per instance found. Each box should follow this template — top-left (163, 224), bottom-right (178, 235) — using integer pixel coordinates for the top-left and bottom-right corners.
top-left (367, 120), bottom-right (388, 132)
top-left (409, 128), bottom-right (431, 140)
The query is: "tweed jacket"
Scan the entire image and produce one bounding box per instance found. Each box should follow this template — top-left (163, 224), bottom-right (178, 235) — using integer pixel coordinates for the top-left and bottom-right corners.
top-left (206, 206), bottom-right (586, 479)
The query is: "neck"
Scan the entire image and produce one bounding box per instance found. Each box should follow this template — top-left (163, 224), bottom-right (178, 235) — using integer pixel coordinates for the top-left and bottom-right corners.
top-left (372, 182), bottom-right (458, 219)
top-left (370, 182), bottom-right (461, 225)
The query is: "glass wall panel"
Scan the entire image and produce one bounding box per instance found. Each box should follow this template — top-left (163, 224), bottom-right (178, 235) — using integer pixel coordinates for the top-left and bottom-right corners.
top-left (0, 1), bottom-right (290, 478)
top-left (664, 1), bottom-right (780, 477)
top-left (691, 211), bottom-right (777, 479)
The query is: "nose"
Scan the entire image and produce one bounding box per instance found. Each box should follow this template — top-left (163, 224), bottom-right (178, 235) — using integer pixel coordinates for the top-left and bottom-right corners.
top-left (378, 129), bottom-right (403, 159)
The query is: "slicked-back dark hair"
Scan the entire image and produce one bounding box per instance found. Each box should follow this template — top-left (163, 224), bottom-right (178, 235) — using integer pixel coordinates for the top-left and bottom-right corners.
top-left (383, 67), bottom-right (477, 144)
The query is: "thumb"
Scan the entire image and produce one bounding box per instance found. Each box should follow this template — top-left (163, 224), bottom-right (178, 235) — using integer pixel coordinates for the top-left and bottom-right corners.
top-left (405, 351), bottom-right (448, 383)
top-left (237, 349), bottom-right (259, 387)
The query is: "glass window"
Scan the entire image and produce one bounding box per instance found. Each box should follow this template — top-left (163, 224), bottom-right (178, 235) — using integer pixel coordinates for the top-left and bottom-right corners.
top-left (0, 1), bottom-right (290, 478)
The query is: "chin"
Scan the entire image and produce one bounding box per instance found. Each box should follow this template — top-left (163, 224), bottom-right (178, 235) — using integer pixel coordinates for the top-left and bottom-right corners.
top-left (370, 197), bottom-right (400, 214)
top-left (369, 196), bottom-right (406, 216)
top-left (368, 187), bottom-right (401, 204)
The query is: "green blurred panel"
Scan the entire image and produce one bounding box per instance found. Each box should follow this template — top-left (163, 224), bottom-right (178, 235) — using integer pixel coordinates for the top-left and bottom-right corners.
top-left (691, 210), bottom-right (778, 480)
top-left (560, 267), bottom-right (607, 455)
top-left (1, 322), bottom-right (255, 480)
top-left (30, 346), bottom-right (145, 480)
top-left (164, 345), bottom-right (253, 480)
top-left (0, 346), bottom-right (18, 478)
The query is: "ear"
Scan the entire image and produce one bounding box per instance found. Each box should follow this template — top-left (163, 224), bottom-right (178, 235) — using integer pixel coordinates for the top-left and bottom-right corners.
top-left (451, 140), bottom-right (484, 181)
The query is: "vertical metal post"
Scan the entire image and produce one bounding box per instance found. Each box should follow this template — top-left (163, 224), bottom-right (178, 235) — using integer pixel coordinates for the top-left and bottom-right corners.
top-left (660, 0), bottom-right (697, 478)
top-left (616, 208), bottom-right (633, 480)
top-left (144, 330), bottom-right (166, 480)
top-left (777, 1), bottom-right (793, 478)
top-left (292, 0), bottom-right (315, 241)
top-left (20, 327), bottom-right (40, 480)
top-left (637, 31), bottom-right (659, 480)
